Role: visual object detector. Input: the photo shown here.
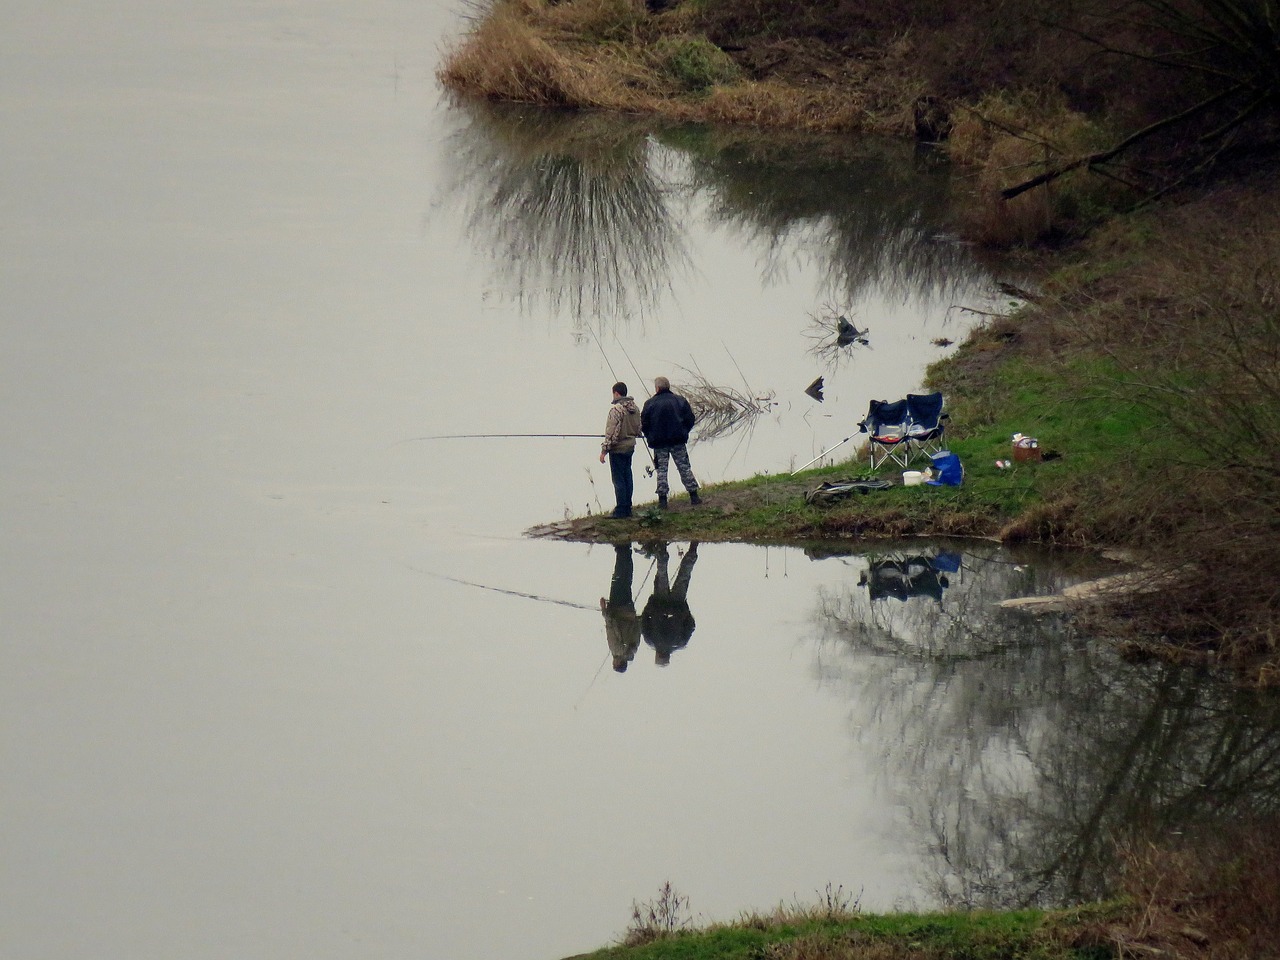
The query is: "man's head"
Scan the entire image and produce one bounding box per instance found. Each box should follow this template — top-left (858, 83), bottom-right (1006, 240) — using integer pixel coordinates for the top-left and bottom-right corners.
top-left (654, 376), bottom-right (670, 393)
top-left (612, 381), bottom-right (627, 399)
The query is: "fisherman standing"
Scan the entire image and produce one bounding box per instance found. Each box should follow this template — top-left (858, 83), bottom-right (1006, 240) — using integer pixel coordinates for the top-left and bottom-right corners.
top-left (599, 381), bottom-right (643, 519)
top-left (640, 376), bottom-right (700, 508)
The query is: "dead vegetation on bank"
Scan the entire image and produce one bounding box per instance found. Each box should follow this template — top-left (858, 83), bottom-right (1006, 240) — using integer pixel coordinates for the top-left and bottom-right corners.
top-left (442, 0), bottom-right (1280, 246)
top-left (1095, 820), bottom-right (1280, 960)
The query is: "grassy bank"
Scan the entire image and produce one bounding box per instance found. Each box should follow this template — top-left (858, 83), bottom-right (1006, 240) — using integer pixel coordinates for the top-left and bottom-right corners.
top-left (564, 818), bottom-right (1280, 958)
top-left (568, 901), bottom-right (1123, 960)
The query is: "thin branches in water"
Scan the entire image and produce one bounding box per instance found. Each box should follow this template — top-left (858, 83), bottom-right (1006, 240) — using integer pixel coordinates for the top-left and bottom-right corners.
top-left (804, 301), bottom-right (870, 370)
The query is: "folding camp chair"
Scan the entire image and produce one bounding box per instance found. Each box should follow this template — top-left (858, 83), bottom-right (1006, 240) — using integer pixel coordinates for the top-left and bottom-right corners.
top-left (858, 398), bottom-right (912, 468)
top-left (905, 392), bottom-right (948, 461)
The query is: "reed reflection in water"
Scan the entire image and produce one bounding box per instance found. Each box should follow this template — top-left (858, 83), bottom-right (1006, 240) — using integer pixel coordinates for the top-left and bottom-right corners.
top-left (441, 100), bottom-right (996, 329)
top-left (809, 543), bottom-right (1280, 909)
top-left (441, 101), bottom-right (686, 323)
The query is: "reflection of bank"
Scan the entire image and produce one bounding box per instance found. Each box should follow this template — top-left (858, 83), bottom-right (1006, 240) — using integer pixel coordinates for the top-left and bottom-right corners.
top-left (641, 542), bottom-right (698, 667)
top-left (858, 552), bottom-right (961, 603)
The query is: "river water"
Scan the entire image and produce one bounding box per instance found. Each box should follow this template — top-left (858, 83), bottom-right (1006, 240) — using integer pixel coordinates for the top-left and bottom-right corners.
top-left (4, 4), bottom-right (1280, 960)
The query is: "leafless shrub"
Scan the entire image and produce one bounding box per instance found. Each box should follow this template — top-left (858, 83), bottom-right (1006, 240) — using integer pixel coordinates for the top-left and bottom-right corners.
top-left (1105, 821), bottom-right (1280, 960)
top-left (623, 880), bottom-right (691, 946)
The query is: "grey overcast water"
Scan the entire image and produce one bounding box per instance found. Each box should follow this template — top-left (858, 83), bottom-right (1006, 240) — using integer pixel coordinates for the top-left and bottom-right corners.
top-left (6, 4), bottom-right (1280, 960)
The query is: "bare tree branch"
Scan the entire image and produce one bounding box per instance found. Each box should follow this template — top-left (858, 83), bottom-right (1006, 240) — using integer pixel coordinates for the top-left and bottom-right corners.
top-left (1001, 83), bottom-right (1244, 200)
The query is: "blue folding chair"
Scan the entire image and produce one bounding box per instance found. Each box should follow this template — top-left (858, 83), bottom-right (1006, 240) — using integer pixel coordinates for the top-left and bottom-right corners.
top-left (858, 398), bottom-right (912, 468)
top-left (905, 392), bottom-right (948, 462)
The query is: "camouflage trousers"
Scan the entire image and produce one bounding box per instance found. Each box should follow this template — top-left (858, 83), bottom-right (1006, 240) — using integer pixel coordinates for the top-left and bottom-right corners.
top-left (653, 444), bottom-right (698, 499)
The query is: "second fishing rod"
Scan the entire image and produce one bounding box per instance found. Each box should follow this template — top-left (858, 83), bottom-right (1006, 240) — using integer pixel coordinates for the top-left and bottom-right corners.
top-left (590, 326), bottom-right (657, 474)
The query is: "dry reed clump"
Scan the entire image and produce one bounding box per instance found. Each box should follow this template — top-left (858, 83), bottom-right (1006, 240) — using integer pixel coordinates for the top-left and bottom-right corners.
top-left (673, 368), bottom-right (775, 444)
top-left (439, 0), bottom-right (906, 132)
top-left (538, 0), bottom-right (646, 44)
top-left (439, 0), bottom-right (663, 109)
top-left (438, 5), bottom-right (592, 105)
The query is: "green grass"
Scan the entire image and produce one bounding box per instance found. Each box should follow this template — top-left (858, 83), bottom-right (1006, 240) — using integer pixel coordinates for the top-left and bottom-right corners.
top-left (654, 35), bottom-right (741, 92)
top-left (564, 904), bottom-right (1125, 959)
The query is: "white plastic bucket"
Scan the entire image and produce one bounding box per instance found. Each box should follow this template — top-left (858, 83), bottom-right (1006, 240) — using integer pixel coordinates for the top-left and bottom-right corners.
top-left (902, 471), bottom-right (925, 486)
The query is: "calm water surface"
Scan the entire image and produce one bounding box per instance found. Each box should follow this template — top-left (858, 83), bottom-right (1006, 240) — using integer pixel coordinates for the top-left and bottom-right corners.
top-left (4, 4), bottom-right (1279, 960)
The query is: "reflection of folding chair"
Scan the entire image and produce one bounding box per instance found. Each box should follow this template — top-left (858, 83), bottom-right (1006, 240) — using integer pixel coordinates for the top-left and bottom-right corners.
top-left (859, 553), bottom-right (955, 603)
top-left (860, 555), bottom-right (946, 602)
top-left (905, 392), bottom-right (948, 461)
top-left (858, 399), bottom-right (912, 468)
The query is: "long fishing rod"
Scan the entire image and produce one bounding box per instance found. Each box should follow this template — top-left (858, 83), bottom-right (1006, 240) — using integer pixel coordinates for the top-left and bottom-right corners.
top-left (414, 566), bottom-right (598, 611)
top-left (394, 433), bottom-right (602, 445)
top-left (791, 433), bottom-right (859, 475)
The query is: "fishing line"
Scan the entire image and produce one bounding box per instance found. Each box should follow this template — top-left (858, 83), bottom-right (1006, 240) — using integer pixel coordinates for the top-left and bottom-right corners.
top-left (573, 651), bottom-right (612, 710)
top-left (614, 334), bottom-right (651, 399)
top-left (634, 553), bottom-right (657, 605)
top-left (588, 325), bottom-right (622, 384)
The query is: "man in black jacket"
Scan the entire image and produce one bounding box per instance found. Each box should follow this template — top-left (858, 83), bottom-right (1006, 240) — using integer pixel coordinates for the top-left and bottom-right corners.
top-left (640, 376), bottom-right (701, 508)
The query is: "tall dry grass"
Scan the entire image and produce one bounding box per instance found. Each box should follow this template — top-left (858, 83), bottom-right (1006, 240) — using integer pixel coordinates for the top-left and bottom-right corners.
top-left (438, 0), bottom-right (662, 109)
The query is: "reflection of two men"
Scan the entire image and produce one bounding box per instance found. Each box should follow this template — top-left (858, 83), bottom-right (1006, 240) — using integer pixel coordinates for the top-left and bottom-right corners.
top-left (601, 542), bottom-right (698, 670)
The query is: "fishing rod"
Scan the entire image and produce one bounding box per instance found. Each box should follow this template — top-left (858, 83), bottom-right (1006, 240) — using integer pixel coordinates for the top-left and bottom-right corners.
top-left (393, 432), bottom-right (601, 445)
top-left (414, 566), bottom-right (598, 612)
top-left (589, 325), bottom-right (656, 471)
top-left (791, 433), bottom-right (860, 475)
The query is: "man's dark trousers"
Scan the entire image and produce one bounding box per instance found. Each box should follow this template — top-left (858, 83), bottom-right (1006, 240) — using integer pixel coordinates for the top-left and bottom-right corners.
top-left (609, 450), bottom-right (634, 517)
